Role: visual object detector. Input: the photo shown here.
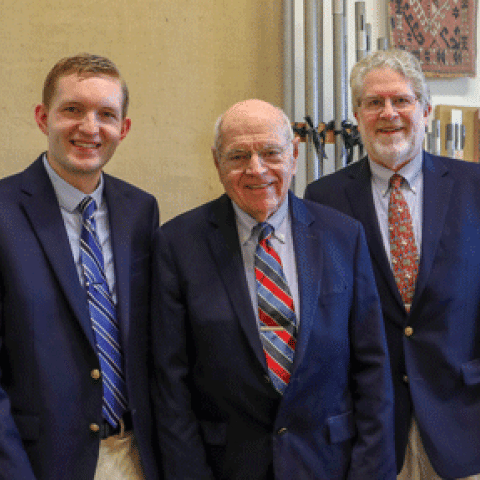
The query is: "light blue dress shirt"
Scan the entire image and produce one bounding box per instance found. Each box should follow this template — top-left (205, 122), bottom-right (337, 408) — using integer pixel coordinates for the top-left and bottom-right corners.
top-left (232, 196), bottom-right (300, 328)
top-left (42, 155), bottom-right (117, 303)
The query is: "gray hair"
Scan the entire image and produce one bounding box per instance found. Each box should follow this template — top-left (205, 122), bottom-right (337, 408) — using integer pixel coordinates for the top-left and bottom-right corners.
top-left (350, 49), bottom-right (431, 114)
top-left (213, 101), bottom-right (294, 154)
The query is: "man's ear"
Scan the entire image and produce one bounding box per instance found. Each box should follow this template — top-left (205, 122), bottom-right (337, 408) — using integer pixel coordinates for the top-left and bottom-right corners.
top-left (292, 136), bottom-right (300, 160)
top-left (119, 117), bottom-right (132, 141)
top-left (34, 104), bottom-right (49, 136)
top-left (212, 147), bottom-right (220, 172)
top-left (423, 104), bottom-right (432, 126)
top-left (291, 137), bottom-right (300, 175)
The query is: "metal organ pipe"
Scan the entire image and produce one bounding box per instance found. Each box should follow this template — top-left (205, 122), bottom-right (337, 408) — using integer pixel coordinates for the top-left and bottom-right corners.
top-left (304, 0), bottom-right (322, 182)
top-left (333, 0), bottom-right (347, 170)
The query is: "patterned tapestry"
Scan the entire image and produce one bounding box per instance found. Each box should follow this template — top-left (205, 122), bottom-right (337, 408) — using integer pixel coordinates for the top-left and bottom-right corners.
top-left (389, 0), bottom-right (478, 77)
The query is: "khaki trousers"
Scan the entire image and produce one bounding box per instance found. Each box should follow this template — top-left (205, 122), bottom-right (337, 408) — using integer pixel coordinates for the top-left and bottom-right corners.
top-left (94, 431), bottom-right (145, 480)
top-left (398, 419), bottom-right (480, 480)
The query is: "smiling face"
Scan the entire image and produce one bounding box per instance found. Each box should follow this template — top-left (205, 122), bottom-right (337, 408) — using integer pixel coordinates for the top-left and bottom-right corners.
top-left (35, 73), bottom-right (131, 193)
top-left (355, 67), bottom-right (431, 171)
top-left (213, 100), bottom-right (298, 222)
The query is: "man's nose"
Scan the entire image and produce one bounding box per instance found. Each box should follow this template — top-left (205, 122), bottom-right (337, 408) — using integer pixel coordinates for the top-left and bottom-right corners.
top-left (78, 112), bottom-right (99, 134)
top-left (245, 152), bottom-right (268, 174)
top-left (379, 99), bottom-right (398, 118)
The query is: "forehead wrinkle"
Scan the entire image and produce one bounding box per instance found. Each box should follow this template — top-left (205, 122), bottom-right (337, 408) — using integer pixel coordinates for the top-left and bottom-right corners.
top-left (217, 100), bottom-right (292, 158)
top-left (221, 120), bottom-right (288, 147)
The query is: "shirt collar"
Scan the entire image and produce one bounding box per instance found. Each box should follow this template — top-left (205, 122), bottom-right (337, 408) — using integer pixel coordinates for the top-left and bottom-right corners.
top-left (42, 154), bottom-right (104, 213)
top-left (232, 196), bottom-right (289, 245)
top-left (368, 150), bottom-right (423, 197)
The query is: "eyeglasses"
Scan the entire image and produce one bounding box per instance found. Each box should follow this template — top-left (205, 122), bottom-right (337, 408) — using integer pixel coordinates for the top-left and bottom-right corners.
top-left (360, 95), bottom-right (418, 114)
top-left (222, 144), bottom-right (290, 166)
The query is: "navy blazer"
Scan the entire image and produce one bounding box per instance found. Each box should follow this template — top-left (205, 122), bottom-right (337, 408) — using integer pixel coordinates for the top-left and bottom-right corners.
top-left (305, 152), bottom-right (480, 478)
top-left (0, 155), bottom-right (161, 480)
top-left (151, 192), bottom-right (396, 480)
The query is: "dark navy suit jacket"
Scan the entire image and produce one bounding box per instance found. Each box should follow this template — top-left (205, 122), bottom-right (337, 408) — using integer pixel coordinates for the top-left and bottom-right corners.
top-left (0, 155), bottom-right (161, 480)
top-left (151, 192), bottom-right (396, 480)
top-left (305, 152), bottom-right (480, 478)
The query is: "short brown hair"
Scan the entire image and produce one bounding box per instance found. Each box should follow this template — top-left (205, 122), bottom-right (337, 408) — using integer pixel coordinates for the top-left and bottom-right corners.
top-left (42, 53), bottom-right (129, 118)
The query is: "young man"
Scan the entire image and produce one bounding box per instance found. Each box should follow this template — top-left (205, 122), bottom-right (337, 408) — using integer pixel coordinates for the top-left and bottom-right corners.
top-left (305, 49), bottom-right (480, 479)
top-left (151, 99), bottom-right (396, 479)
top-left (0, 54), bottom-right (160, 480)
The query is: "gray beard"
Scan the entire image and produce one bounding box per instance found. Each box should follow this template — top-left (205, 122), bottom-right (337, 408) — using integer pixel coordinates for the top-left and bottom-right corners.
top-left (369, 139), bottom-right (413, 170)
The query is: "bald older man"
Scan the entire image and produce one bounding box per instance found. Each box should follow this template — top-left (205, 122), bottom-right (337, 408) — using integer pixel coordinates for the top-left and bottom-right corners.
top-left (151, 99), bottom-right (396, 480)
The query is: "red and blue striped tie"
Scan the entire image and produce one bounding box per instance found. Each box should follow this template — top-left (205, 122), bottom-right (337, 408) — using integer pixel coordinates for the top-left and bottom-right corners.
top-left (255, 223), bottom-right (297, 394)
top-left (79, 196), bottom-right (128, 427)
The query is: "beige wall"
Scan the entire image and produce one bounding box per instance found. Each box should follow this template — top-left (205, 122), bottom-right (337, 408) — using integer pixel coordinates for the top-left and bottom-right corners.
top-left (0, 1), bottom-right (283, 222)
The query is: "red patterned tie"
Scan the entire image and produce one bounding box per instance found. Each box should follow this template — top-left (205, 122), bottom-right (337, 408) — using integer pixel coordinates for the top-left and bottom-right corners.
top-left (255, 223), bottom-right (297, 394)
top-left (388, 174), bottom-right (419, 312)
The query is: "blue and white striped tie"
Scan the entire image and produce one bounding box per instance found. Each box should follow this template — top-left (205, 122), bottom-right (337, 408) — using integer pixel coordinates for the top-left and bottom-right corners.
top-left (79, 196), bottom-right (128, 428)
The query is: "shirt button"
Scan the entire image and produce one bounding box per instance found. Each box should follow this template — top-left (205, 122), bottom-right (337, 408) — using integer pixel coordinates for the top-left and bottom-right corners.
top-left (404, 326), bottom-right (414, 337)
top-left (90, 423), bottom-right (100, 433)
top-left (277, 427), bottom-right (288, 436)
top-left (263, 374), bottom-right (271, 384)
top-left (91, 369), bottom-right (101, 380)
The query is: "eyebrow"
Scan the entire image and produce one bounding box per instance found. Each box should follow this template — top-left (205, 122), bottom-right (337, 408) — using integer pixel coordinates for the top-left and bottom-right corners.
top-left (59, 100), bottom-right (121, 111)
top-left (363, 94), bottom-right (416, 99)
top-left (227, 144), bottom-right (284, 151)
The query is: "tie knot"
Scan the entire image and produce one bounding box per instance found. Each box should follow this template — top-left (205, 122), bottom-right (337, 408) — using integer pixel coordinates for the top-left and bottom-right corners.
top-left (389, 173), bottom-right (404, 189)
top-left (257, 222), bottom-right (274, 242)
top-left (78, 196), bottom-right (97, 220)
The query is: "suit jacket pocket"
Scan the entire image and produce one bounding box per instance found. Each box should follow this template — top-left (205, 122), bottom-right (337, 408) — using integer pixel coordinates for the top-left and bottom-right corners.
top-left (461, 358), bottom-right (480, 385)
top-left (327, 411), bottom-right (355, 444)
top-left (13, 412), bottom-right (40, 441)
top-left (199, 420), bottom-right (227, 446)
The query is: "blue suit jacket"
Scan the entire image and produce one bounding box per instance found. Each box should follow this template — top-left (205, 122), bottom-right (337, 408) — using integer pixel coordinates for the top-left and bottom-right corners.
top-left (151, 192), bottom-right (396, 480)
top-left (305, 152), bottom-right (480, 478)
top-left (0, 155), bottom-right (161, 480)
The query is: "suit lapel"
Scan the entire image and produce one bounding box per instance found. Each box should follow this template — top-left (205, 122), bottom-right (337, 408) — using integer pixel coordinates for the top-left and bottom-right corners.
top-left (104, 176), bottom-right (132, 350)
top-left (345, 159), bottom-right (404, 308)
top-left (289, 193), bottom-right (321, 371)
top-left (206, 196), bottom-right (267, 369)
top-left (413, 153), bottom-right (452, 306)
top-left (19, 157), bottom-right (96, 349)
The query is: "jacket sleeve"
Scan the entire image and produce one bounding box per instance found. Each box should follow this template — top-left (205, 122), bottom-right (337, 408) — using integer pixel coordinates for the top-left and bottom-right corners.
top-left (0, 289), bottom-right (38, 480)
top-left (347, 224), bottom-right (397, 479)
top-left (150, 228), bottom-right (215, 480)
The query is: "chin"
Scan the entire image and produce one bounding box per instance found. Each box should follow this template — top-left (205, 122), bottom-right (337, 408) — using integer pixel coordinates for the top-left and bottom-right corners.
top-left (372, 141), bottom-right (411, 164)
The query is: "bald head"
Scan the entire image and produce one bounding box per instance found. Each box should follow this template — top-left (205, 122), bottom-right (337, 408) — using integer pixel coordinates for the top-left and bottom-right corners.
top-left (214, 99), bottom-right (294, 155)
top-left (212, 99), bottom-right (298, 222)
